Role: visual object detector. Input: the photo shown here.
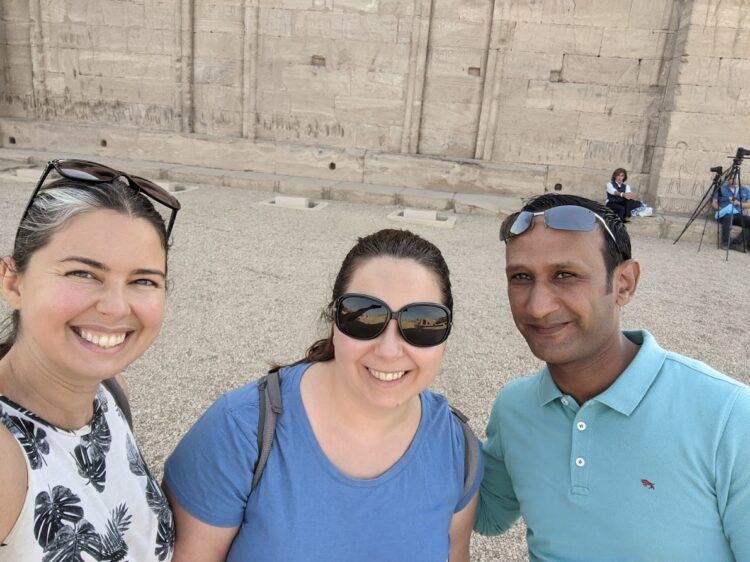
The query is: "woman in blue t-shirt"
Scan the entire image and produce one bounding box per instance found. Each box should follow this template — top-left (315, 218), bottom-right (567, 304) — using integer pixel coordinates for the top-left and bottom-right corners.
top-left (164, 229), bottom-right (482, 561)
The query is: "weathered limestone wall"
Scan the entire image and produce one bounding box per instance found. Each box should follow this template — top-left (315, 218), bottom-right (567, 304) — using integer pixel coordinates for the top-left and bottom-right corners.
top-left (650, 0), bottom-right (750, 212)
top-left (1, 0), bottom-right (749, 211)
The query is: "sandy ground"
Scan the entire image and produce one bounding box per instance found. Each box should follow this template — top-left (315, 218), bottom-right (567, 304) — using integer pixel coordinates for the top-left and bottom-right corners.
top-left (1, 177), bottom-right (748, 561)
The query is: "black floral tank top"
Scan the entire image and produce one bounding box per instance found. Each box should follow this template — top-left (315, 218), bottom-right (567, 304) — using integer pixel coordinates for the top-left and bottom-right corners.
top-left (0, 386), bottom-right (174, 561)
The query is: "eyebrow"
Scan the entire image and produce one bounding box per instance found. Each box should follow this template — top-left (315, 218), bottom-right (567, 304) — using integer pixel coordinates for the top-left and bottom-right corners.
top-left (59, 256), bottom-right (165, 278)
top-left (506, 261), bottom-right (584, 273)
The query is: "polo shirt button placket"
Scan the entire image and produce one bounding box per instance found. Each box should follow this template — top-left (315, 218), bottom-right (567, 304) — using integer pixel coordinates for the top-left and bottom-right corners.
top-left (570, 411), bottom-right (591, 498)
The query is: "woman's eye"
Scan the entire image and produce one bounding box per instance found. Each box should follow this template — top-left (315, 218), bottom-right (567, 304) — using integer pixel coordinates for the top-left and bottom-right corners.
top-left (67, 270), bottom-right (95, 280)
top-left (133, 278), bottom-right (161, 288)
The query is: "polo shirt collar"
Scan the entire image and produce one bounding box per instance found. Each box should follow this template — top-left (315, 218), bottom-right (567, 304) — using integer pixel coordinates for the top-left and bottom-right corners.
top-left (538, 366), bottom-right (563, 406)
top-left (536, 330), bottom-right (667, 415)
top-left (594, 330), bottom-right (666, 416)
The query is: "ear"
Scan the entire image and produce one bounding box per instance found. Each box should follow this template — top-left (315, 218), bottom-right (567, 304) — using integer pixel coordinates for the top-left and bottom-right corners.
top-left (613, 259), bottom-right (640, 307)
top-left (0, 257), bottom-right (23, 310)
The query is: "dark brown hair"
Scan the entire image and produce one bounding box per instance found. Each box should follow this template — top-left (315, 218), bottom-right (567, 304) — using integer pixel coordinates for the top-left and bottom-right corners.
top-left (518, 194), bottom-right (631, 290)
top-left (277, 229), bottom-right (452, 369)
top-left (611, 168), bottom-right (628, 183)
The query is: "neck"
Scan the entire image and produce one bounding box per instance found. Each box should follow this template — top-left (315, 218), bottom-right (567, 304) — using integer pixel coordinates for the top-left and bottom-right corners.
top-left (548, 332), bottom-right (639, 405)
top-left (0, 344), bottom-right (99, 430)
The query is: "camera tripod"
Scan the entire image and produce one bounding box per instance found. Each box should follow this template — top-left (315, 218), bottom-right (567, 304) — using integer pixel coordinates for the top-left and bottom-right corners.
top-left (673, 147), bottom-right (750, 259)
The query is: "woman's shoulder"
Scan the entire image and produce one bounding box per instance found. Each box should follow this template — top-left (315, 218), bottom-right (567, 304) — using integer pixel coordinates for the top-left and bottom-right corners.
top-left (191, 364), bottom-right (308, 440)
top-left (419, 391), bottom-right (464, 434)
top-left (0, 418), bottom-right (27, 541)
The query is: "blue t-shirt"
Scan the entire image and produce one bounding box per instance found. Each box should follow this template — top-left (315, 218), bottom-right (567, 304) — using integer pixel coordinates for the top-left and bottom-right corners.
top-left (164, 362), bottom-right (482, 562)
top-left (713, 184), bottom-right (750, 215)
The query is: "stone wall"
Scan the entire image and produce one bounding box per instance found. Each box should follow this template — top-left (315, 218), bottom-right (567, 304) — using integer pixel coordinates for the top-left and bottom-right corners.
top-left (1, 0), bottom-right (749, 211)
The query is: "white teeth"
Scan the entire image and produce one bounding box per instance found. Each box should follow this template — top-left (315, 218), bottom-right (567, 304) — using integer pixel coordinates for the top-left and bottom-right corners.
top-left (78, 329), bottom-right (127, 349)
top-left (368, 368), bottom-right (406, 382)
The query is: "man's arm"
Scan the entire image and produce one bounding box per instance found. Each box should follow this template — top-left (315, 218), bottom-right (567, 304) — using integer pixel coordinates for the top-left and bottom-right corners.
top-left (716, 388), bottom-right (750, 559)
top-left (473, 398), bottom-right (521, 535)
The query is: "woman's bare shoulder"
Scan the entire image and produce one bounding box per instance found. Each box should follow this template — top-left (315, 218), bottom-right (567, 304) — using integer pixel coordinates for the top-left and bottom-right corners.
top-left (0, 422), bottom-right (28, 543)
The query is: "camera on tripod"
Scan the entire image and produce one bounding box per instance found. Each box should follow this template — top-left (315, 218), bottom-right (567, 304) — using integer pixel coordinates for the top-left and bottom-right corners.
top-left (674, 146), bottom-right (749, 257)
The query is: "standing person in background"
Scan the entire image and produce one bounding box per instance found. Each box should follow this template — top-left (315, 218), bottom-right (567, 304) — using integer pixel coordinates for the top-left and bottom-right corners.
top-left (605, 167), bottom-right (643, 222)
top-left (0, 160), bottom-right (179, 561)
top-left (711, 174), bottom-right (750, 251)
top-left (165, 229), bottom-right (481, 562)
top-left (475, 194), bottom-right (750, 561)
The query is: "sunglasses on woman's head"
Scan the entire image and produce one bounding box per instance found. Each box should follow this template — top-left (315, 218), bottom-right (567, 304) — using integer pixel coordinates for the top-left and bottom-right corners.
top-left (16, 159), bottom-right (181, 243)
top-left (334, 293), bottom-right (452, 348)
top-left (500, 205), bottom-right (620, 248)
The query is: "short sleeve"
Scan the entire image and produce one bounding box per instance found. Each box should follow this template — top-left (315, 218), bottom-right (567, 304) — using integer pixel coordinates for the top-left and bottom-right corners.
top-left (454, 433), bottom-right (484, 513)
top-left (164, 392), bottom-right (259, 527)
top-left (474, 394), bottom-right (520, 535)
top-left (715, 387), bottom-right (750, 560)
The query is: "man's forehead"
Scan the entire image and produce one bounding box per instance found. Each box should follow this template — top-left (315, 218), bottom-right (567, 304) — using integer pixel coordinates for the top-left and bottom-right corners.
top-left (504, 217), bottom-right (607, 266)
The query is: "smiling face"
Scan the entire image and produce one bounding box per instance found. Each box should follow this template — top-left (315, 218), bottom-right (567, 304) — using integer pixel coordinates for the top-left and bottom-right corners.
top-left (615, 172), bottom-right (625, 183)
top-left (3, 210), bottom-right (167, 385)
top-left (332, 256), bottom-right (447, 411)
top-left (505, 217), bottom-right (623, 370)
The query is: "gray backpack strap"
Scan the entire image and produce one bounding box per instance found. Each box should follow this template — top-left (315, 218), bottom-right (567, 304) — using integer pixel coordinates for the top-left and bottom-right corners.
top-left (450, 405), bottom-right (480, 500)
top-left (251, 369), bottom-right (284, 493)
top-left (102, 377), bottom-right (133, 430)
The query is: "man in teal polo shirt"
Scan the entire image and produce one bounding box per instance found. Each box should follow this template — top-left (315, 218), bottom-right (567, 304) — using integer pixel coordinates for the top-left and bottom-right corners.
top-left (475, 194), bottom-right (750, 560)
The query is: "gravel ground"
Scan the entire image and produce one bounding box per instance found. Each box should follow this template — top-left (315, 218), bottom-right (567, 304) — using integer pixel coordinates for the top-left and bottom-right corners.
top-left (1, 177), bottom-right (748, 561)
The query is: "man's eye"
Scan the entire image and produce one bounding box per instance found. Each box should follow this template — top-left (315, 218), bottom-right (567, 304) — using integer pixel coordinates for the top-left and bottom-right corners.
top-left (555, 271), bottom-right (575, 279)
top-left (510, 273), bottom-right (531, 281)
top-left (133, 278), bottom-right (160, 288)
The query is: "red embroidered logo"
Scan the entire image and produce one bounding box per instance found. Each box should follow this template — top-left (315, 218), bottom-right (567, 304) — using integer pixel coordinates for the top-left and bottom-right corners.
top-left (641, 479), bottom-right (655, 490)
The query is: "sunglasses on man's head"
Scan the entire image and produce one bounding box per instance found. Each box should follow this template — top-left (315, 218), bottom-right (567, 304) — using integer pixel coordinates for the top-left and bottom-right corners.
top-left (17, 159), bottom-right (181, 243)
top-left (500, 205), bottom-right (620, 250)
top-left (334, 293), bottom-right (452, 348)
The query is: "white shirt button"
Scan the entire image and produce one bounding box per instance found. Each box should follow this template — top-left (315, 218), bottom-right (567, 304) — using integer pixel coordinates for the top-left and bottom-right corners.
top-left (575, 457), bottom-right (585, 467)
top-left (561, 398), bottom-right (569, 406)
top-left (577, 421), bottom-right (587, 431)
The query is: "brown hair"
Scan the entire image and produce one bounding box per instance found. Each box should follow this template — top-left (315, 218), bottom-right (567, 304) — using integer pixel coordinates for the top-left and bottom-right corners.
top-left (276, 229), bottom-right (452, 369)
top-left (611, 168), bottom-right (628, 183)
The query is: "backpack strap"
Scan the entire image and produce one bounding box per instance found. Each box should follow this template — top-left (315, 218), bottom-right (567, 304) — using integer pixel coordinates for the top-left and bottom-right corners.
top-left (251, 368), bottom-right (284, 493)
top-left (449, 405), bottom-right (480, 500)
top-left (102, 377), bottom-right (133, 430)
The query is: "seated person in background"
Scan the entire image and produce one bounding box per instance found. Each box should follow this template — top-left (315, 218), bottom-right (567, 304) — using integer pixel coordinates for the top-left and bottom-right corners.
top-left (605, 167), bottom-right (643, 222)
top-left (711, 174), bottom-right (750, 250)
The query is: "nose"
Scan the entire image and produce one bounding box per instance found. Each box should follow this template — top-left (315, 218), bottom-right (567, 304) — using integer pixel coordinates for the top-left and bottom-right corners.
top-left (374, 318), bottom-right (404, 357)
top-left (96, 283), bottom-right (131, 318)
top-left (524, 281), bottom-right (559, 320)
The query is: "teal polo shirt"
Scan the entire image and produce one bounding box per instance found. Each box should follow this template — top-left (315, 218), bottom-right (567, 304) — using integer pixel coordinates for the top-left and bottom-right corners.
top-left (475, 330), bottom-right (750, 561)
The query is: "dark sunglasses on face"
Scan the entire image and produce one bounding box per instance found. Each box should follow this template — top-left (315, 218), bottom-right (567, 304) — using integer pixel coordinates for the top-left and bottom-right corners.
top-left (334, 293), bottom-right (452, 348)
top-left (16, 159), bottom-right (181, 244)
top-left (500, 205), bottom-right (627, 258)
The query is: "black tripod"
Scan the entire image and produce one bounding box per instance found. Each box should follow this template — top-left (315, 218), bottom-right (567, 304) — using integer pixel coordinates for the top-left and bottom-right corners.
top-left (674, 147), bottom-right (750, 259)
